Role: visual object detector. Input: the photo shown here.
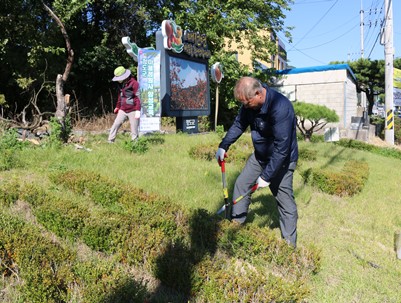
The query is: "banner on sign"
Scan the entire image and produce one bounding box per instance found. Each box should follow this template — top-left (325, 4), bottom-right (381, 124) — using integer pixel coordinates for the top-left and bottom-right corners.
top-left (138, 49), bottom-right (161, 132)
top-left (394, 68), bottom-right (401, 107)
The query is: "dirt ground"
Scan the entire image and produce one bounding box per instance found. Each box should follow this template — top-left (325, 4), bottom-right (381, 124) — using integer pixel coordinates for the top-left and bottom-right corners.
top-left (368, 135), bottom-right (401, 150)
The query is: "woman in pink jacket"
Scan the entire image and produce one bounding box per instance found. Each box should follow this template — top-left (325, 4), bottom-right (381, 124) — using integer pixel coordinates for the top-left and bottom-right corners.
top-left (108, 66), bottom-right (141, 143)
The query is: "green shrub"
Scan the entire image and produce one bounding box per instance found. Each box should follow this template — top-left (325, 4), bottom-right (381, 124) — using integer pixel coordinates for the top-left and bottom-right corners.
top-left (122, 134), bottom-right (165, 154)
top-left (0, 179), bottom-right (20, 207)
top-left (189, 140), bottom-right (252, 164)
top-left (188, 143), bottom-right (217, 161)
top-left (0, 211), bottom-right (76, 303)
top-left (19, 184), bottom-right (51, 207)
top-left (0, 128), bottom-right (28, 170)
top-left (82, 211), bottom-right (131, 253)
top-left (50, 170), bottom-right (124, 209)
top-left (74, 259), bottom-right (147, 303)
top-left (336, 138), bottom-right (401, 160)
top-left (215, 124), bottom-right (225, 138)
top-left (296, 132), bottom-right (324, 143)
top-left (3, 169), bottom-right (322, 302)
top-left (0, 210), bottom-right (147, 303)
top-left (193, 252), bottom-right (311, 302)
top-left (298, 147), bottom-right (318, 161)
top-left (34, 197), bottom-right (89, 240)
top-left (123, 136), bottom-right (149, 153)
top-left (302, 160), bottom-right (369, 196)
top-left (48, 115), bottom-right (72, 146)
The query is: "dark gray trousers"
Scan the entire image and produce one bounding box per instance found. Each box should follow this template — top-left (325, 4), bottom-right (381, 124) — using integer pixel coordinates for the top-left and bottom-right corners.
top-left (231, 153), bottom-right (298, 247)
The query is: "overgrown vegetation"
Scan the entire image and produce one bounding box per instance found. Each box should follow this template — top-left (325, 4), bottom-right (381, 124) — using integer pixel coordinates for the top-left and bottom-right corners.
top-left (48, 115), bottom-right (73, 145)
top-left (1, 130), bottom-right (401, 302)
top-left (1, 169), bottom-right (320, 302)
top-left (0, 128), bottom-right (29, 170)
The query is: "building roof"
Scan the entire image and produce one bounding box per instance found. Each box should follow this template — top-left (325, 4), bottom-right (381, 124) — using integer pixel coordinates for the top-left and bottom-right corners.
top-left (277, 64), bottom-right (357, 82)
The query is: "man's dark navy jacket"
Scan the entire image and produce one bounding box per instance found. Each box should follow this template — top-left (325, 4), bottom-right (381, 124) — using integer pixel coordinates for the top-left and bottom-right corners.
top-left (219, 84), bottom-right (298, 182)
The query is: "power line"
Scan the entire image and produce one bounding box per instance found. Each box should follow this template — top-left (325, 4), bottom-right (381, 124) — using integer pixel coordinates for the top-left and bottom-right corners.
top-left (288, 0), bottom-right (339, 51)
top-left (296, 23), bottom-right (359, 50)
top-left (278, 33), bottom-right (327, 65)
top-left (290, 14), bottom-right (358, 40)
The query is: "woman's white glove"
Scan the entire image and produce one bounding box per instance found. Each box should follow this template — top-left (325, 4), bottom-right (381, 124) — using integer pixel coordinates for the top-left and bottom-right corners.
top-left (215, 148), bottom-right (226, 162)
top-left (256, 176), bottom-right (270, 188)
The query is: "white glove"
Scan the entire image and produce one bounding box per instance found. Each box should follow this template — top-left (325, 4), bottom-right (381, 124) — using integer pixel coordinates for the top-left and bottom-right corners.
top-left (256, 176), bottom-right (270, 188)
top-left (215, 148), bottom-right (226, 162)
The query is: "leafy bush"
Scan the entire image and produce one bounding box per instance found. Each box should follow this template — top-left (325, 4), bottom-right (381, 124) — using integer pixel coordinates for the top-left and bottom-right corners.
top-left (82, 210), bottom-right (131, 253)
top-left (50, 169), bottom-right (124, 209)
top-left (34, 197), bottom-right (89, 240)
top-left (0, 211), bottom-right (76, 303)
top-left (122, 133), bottom-right (165, 154)
top-left (0, 179), bottom-right (20, 207)
top-left (188, 143), bottom-right (217, 161)
top-left (0, 210), bottom-right (147, 303)
top-left (301, 160), bottom-right (369, 196)
top-left (0, 128), bottom-right (28, 170)
top-left (298, 147), bottom-right (318, 168)
top-left (215, 124), bottom-right (225, 138)
top-left (73, 259), bottom-right (147, 303)
top-left (189, 140), bottom-right (252, 164)
top-left (48, 115), bottom-right (72, 146)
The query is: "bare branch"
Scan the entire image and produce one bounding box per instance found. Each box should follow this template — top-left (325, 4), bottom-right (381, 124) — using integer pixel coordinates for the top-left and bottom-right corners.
top-left (42, 2), bottom-right (74, 82)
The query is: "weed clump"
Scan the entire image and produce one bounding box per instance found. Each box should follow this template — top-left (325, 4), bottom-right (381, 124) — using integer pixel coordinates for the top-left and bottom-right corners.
top-left (0, 128), bottom-right (29, 171)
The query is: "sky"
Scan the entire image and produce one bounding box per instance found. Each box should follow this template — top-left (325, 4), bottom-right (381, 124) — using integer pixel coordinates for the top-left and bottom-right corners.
top-left (171, 57), bottom-right (207, 87)
top-left (280, 0), bottom-right (400, 68)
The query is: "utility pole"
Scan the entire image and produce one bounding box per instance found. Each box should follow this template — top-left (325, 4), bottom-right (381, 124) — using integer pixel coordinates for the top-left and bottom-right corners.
top-left (384, 0), bottom-right (394, 145)
top-left (360, 0), bottom-right (364, 58)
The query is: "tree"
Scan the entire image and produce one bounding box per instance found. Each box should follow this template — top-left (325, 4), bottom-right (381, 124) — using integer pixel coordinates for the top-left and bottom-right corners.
top-left (331, 58), bottom-right (401, 115)
top-left (348, 59), bottom-right (384, 115)
top-left (0, 0), bottom-right (293, 129)
top-left (43, 2), bottom-right (74, 140)
top-left (170, 0), bottom-right (293, 128)
top-left (293, 102), bottom-right (339, 142)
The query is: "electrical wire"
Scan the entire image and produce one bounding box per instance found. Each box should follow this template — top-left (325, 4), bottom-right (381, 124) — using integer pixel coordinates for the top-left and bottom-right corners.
top-left (288, 0), bottom-right (339, 51)
top-left (296, 23), bottom-right (359, 50)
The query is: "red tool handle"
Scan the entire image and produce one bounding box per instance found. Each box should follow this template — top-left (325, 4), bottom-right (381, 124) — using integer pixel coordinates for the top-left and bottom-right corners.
top-left (232, 183), bottom-right (259, 205)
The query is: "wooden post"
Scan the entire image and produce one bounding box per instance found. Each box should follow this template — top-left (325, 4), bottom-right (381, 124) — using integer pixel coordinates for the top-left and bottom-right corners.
top-left (214, 84), bottom-right (219, 131)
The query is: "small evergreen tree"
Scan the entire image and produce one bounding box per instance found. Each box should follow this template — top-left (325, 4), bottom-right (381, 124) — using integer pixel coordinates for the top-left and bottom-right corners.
top-left (293, 101), bottom-right (339, 142)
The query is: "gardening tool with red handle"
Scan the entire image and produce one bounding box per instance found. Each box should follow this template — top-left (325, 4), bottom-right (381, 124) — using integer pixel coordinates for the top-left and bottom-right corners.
top-left (216, 183), bottom-right (259, 217)
top-left (218, 158), bottom-right (230, 219)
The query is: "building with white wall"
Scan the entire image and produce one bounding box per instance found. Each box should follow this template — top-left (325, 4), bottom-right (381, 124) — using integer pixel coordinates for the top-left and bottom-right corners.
top-left (272, 64), bottom-right (365, 129)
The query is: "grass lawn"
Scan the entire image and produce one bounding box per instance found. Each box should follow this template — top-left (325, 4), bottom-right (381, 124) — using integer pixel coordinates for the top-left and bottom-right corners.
top-left (1, 130), bottom-right (401, 302)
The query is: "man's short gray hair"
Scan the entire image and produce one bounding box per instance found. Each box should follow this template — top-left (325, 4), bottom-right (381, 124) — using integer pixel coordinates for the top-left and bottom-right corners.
top-left (234, 77), bottom-right (263, 100)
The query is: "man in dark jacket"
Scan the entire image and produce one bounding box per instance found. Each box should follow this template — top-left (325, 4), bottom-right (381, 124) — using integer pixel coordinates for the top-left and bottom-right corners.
top-left (215, 76), bottom-right (299, 247)
top-left (108, 66), bottom-right (141, 143)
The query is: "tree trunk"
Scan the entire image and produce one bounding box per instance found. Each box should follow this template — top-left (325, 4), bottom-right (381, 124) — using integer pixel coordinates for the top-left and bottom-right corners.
top-left (43, 3), bottom-right (74, 123)
top-left (55, 74), bottom-right (65, 121)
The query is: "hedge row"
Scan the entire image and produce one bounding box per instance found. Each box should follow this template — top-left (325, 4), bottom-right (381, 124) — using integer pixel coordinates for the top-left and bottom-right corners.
top-left (301, 160), bottom-right (369, 197)
top-left (0, 170), bottom-right (321, 302)
top-left (0, 209), bottom-right (147, 303)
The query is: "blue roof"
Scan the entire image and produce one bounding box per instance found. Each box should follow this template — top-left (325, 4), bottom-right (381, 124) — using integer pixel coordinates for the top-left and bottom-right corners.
top-left (277, 64), bottom-right (357, 81)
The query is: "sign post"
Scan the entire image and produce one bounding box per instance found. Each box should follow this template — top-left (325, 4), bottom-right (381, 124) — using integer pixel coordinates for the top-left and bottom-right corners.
top-left (211, 62), bottom-right (224, 131)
